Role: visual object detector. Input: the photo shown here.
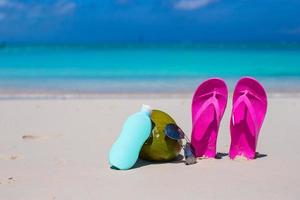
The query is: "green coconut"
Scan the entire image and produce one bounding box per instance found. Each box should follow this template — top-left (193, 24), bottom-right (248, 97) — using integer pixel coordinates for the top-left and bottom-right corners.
top-left (139, 109), bottom-right (182, 161)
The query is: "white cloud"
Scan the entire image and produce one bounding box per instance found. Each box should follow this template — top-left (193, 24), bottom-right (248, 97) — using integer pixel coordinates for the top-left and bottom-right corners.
top-left (0, 0), bottom-right (9, 7)
top-left (0, 0), bottom-right (77, 22)
top-left (0, 0), bottom-right (23, 9)
top-left (54, 1), bottom-right (76, 15)
top-left (174, 0), bottom-right (216, 10)
top-left (0, 0), bottom-right (8, 7)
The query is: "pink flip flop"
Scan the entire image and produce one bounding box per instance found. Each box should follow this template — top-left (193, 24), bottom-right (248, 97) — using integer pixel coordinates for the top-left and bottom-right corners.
top-left (229, 77), bottom-right (267, 160)
top-left (191, 78), bottom-right (228, 158)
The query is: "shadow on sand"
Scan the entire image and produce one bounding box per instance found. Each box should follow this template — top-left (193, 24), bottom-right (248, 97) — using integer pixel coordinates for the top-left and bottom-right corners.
top-left (132, 154), bottom-right (185, 169)
top-left (215, 152), bottom-right (268, 159)
top-left (111, 152), bottom-right (268, 170)
top-left (255, 152), bottom-right (268, 159)
top-left (110, 155), bottom-right (185, 170)
top-left (215, 152), bottom-right (228, 159)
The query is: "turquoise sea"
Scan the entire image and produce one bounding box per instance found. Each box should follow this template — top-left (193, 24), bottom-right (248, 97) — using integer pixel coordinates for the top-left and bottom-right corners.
top-left (0, 44), bottom-right (300, 94)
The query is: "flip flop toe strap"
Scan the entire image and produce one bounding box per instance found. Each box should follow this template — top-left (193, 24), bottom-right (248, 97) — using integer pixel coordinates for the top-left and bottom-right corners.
top-left (232, 90), bottom-right (258, 134)
top-left (193, 91), bottom-right (222, 127)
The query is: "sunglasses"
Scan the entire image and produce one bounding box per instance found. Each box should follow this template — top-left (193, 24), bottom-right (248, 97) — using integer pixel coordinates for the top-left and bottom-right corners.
top-left (164, 124), bottom-right (197, 165)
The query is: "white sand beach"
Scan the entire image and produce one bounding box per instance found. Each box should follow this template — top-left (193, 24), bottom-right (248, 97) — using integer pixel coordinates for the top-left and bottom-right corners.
top-left (0, 94), bottom-right (299, 199)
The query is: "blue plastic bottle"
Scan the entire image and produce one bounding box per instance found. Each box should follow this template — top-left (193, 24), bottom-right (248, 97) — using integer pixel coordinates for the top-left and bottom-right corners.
top-left (109, 105), bottom-right (152, 170)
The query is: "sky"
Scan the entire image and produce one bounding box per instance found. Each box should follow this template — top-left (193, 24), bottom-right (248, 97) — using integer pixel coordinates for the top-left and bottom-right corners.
top-left (0, 0), bottom-right (300, 43)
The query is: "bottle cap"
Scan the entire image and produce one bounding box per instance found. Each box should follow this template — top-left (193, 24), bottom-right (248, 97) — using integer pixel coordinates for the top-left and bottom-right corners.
top-left (141, 104), bottom-right (152, 116)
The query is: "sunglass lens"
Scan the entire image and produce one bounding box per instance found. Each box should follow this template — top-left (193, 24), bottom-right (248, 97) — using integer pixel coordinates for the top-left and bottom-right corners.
top-left (164, 124), bottom-right (185, 140)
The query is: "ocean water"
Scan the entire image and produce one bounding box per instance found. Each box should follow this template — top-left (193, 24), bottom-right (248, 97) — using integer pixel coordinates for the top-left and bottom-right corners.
top-left (0, 44), bottom-right (300, 94)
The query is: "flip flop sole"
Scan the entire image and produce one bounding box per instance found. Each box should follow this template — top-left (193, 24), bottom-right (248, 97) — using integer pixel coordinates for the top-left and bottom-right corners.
top-left (230, 77), bottom-right (267, 160)
top-left (191, 78), bottom-right (228, 158)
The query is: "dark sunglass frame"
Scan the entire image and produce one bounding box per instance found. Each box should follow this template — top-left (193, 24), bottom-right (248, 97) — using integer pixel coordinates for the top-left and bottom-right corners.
top-left (164, 123), bottom-right (196, 165)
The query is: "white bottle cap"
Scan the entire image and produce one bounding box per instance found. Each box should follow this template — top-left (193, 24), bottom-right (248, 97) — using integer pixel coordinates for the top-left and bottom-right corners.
top-left (141, 104), bottom-right (152, 116)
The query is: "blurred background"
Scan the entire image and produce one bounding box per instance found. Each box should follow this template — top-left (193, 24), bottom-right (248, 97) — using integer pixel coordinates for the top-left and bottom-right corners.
top-left (0, 0), bottom-right (300, 94)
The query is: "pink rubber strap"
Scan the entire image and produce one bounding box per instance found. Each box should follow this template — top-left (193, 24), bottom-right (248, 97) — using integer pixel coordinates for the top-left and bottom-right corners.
top-left (193, 91), bottom-right (221, 126)
top-left (232, 90), bottom-right (258, 134)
